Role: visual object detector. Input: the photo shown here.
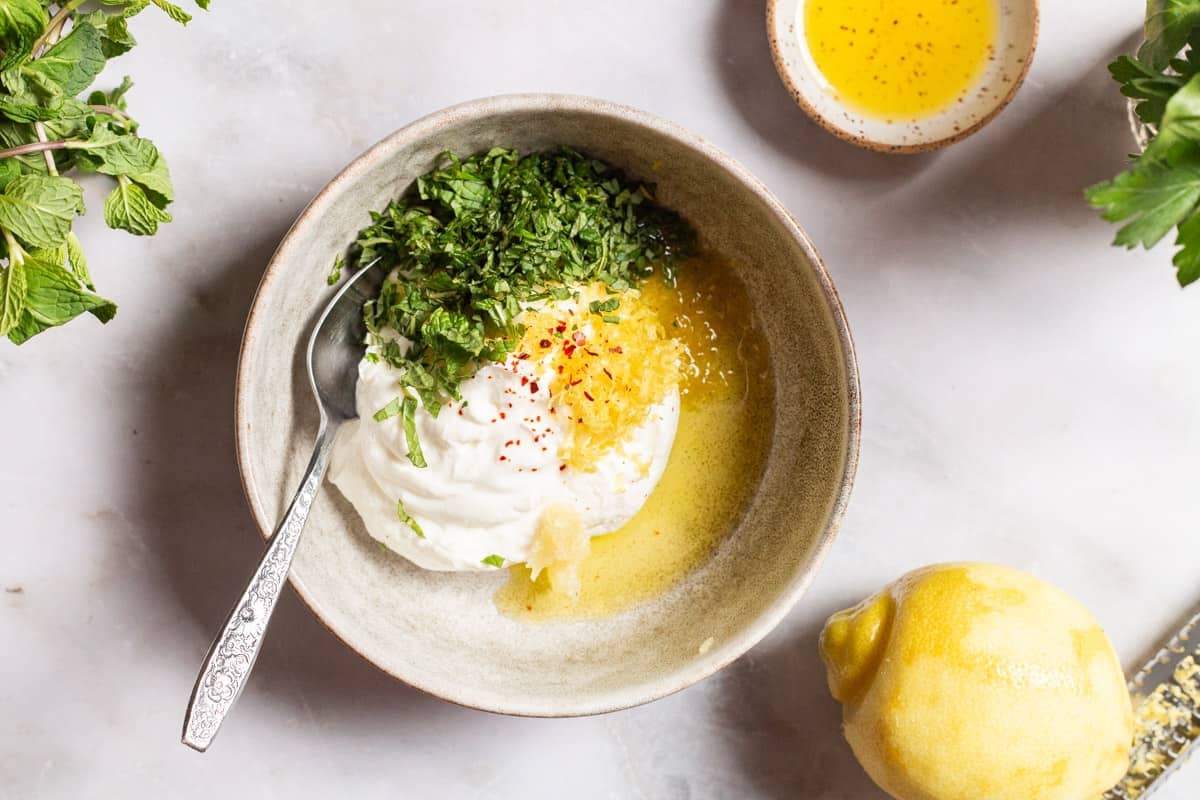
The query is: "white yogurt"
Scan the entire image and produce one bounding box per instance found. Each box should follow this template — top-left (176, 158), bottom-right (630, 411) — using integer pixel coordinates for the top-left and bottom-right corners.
top-left (329, 332), bottom-right (678, 571)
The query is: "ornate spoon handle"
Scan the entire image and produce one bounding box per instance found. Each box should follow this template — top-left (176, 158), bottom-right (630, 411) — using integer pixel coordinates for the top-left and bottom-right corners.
top-left (181, 425), bottom-right (337, 752)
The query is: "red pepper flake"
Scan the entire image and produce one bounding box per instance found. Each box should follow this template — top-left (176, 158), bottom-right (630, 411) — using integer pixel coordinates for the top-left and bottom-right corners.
top-left (505, 440), bottom-right (514, 447)
top-left (539, 339), bottom-right (552, 349)
top-left (563, 344), bottom-right (576, 357)
top-left (507, 402), bottom-right (513, 409)
top-left (520, 376), bottom-right (529, 386)
top-left (559, 464), bottom-right (567, 471)
top-left (585, 349), bottom-right (599, 357)
top-left (557, 365), bottom-right (564, 374)
top-left (555, 322), bottom-right (567, 333)
top-left (530, 381), bottom-right (540, 394)
top-left (517, 352), bottom-right (530, 360)
top-left (536, 415), bottom-right (541, 422)
top-left (542, 447), bottom-right (548, 452)
top-left (531, 468), bottom-right (538, 473)
top-left (569, 378), bottom-right (582, 386)
top-left (549, 407), bottom-right (556, 415)
top-left (499, 412), bottom-right (507, 420)
top-left (572, 331), bottom-right (586, 345)
top-left (603, 368), bottom-right (613, 380)
top-left (490, 418), bottom-right (497, 423)
top-left (584, 391), bottom-right (595, 402)
top-left (499, 455), bottom-right (508, 461)
top-left (609, 346), bottom-right (623, 354)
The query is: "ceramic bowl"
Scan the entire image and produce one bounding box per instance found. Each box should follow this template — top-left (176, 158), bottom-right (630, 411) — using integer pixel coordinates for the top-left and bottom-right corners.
top-left (767, 0), bottom-right (1039, 153)
top-left (236, 94), bottom-right (860, 716)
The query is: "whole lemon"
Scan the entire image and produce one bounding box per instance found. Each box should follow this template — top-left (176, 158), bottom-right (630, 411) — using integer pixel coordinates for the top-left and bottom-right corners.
top-left (820, 562), bottom-right (1133, 800)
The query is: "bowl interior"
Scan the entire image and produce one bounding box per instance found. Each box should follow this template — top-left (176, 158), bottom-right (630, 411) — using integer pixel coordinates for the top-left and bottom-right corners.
top-left (237, 96), bottom-right (858, 715)
top-left (768, 0), bottom-right (1038, 152)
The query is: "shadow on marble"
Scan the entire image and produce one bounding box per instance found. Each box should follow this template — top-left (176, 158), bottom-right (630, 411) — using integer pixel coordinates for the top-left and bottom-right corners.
top-left (714, 610), bottom-right (889, 800)
top-left (130, 212), bottom-right (459, 730)
top-left (867, 45), bottom-right (1140, 247)
top-left (711, 0), bottom-right (936, 179)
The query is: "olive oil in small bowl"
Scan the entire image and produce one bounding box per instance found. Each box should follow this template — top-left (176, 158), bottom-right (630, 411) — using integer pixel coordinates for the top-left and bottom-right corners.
top-left (767, 0), bottom-right (1038, 152)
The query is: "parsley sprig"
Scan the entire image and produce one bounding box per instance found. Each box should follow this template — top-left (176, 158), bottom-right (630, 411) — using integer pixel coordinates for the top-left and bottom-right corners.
top-left (1087, 1), bottom-right (1200, 286)
top-left (0, 0), bottom-right (207, 345)
top-left (336, 147), bottom-right (694, 458)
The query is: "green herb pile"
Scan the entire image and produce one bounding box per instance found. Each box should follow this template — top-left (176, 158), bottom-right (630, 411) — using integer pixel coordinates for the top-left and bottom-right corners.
top-left (1087, 0), bottom-right (1200, 286)
top-left (0, 0), bottom-right (207, 345)
top-left (335, 147), bottom-right (694, 465)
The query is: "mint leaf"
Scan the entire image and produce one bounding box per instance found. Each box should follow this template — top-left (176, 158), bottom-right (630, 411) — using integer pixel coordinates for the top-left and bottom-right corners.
top-left (7, 256), bottom-right (115, 344)
top-left (149, 0), bottom-right (193, 24)
top-left (65, 231), bottom-right (91, 289)
top-left (401, 396), bottom-right (427, 468)
top-left (481, 554), bottom-right (505, 568)
top-left (588, 297), bottom-right (620, 315)
top-left (396, 498), bottom-right (425, 538)
top-left (0, 0), bottom-right (48, 72)
top-left (104, 176), bottom-right (170, 235)
top-left (0, 258), bottom-right (25, 336)
top-left (0, 175), bottom-right (83, 249)
top-left (25, 20), bottom-right (106, 96)
top-left (373, 397), bottom-right (401, 422)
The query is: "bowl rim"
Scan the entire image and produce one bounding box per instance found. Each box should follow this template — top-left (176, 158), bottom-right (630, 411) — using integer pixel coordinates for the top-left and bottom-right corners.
top-left (233, 93), bottom-right (863, 717)
top-left (765, 0), bottom-right (1041, 154)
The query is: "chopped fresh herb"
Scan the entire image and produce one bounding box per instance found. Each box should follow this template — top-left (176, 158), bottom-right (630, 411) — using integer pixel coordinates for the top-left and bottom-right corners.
top-left (373, 396), bottom-right (402, 422)
top-left (400, 396), bottom-right (426, 468)
top-left (481, 554), bottom-right (506, 568)
top-left (337, 148), bottom-right (694, 412)
top-left (327, 254), bottom-right (344, 286)
top-left (396, 498), bottom-right (425, 538)
top-left (602, 315), bottom-right (621, 324)
top-left (588, 297), bottom-right (620, 315)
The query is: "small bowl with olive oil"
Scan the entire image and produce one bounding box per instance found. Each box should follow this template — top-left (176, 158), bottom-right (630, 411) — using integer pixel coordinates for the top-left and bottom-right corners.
top-left (768, 0), bottom-right (1039, 153)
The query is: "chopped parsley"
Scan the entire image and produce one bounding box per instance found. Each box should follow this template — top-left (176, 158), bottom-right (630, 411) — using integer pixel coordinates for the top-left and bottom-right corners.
top-left (337, 147), bottom-right (695, 463)
top-left (396, 498), bottom-right (425, 538)
top-left (481, 554), bottom-right (506, 568)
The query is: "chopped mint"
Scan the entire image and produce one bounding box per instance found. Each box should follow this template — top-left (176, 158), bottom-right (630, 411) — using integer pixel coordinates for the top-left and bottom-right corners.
top-left (400, 396), bottom-right (427, 468)
top-left (396, 499), bottom-right (425, 538)
top-left (373, 396), bottom-right (402, 422)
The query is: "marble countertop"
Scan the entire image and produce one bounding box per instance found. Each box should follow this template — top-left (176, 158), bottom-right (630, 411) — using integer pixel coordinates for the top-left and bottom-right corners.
top-left (4, 1), bottom-right (1198, 797)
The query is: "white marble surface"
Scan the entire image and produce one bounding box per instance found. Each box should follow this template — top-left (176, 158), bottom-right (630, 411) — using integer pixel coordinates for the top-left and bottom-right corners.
top-left (3, 1), bottom-right (1198, 797)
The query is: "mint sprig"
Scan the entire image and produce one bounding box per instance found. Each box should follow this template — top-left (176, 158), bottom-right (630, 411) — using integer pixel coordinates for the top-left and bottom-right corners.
top-left (0, 0), bottom-right (208, 345)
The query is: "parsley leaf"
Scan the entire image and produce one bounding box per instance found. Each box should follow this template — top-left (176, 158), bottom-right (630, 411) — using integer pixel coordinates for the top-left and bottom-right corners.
top-left (1089, 63), bottom-right (1200, 285)
top-left (481, 554), bottom-right (505, 568)
top-left (1142, 0), bottom-right (1200, 71)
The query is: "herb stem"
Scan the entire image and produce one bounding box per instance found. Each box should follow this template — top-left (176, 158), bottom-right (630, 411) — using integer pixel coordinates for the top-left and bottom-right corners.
top-left (33, 0), bottom-right (88, 56)
top-left (89, 104), bottom-right (136, 124)
top-left (31, 124), bottom-right (59, 176)
top-left (3, 227), bottom-right (24, 266)
top-left (0, 140), bottom-right (72, 160)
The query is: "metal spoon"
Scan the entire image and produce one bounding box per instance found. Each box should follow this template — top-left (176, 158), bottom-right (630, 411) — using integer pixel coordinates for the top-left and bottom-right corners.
top-left (181, 259), bottom-right (382, 752)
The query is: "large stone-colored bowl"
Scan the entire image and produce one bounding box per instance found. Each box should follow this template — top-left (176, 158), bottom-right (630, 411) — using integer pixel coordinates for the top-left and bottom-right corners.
top-left (236, 94), bottom-right (860, 716)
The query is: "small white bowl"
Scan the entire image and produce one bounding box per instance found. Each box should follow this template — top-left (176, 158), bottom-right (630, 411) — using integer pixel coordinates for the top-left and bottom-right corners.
top-left (767, 0), bottom-right (1039, 153)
